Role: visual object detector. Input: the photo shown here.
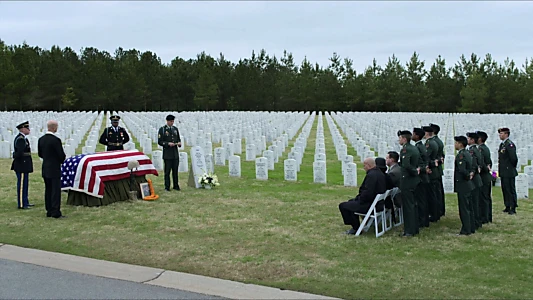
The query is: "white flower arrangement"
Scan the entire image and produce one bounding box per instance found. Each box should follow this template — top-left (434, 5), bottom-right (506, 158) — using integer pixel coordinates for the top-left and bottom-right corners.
top-left (198, 172), bottom-right (220, 188)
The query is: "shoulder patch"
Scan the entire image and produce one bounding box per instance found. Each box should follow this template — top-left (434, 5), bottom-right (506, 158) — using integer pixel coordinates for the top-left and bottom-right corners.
top-left (509, 143), bottom-right (514, 147)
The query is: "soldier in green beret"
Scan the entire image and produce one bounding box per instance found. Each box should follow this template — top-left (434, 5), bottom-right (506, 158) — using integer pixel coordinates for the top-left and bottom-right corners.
top-left (497, 127), bottom-right (518, 215)
top-left (466, 132), bottom-right (483, 230)
top-left (398, 130), bottom-right (420, 237)
top-left (454, 136), bottom-right (475, 235)
top-left (476, 131), bottom-right (493, 223)
top-left (158, 114), bottom-right (182, 191)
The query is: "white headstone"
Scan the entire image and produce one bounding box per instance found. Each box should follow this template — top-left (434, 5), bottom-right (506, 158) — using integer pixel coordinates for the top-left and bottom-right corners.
top-left (444, 155), bottom-right (455, 170)
top-left (443, 169), bottom-right (454, 193)
top-left (524, 166), bottom-right (533, 188)
top-left (246, 144), bottom-right (256, 161)
top-left (344, 163), bottom-right (357, 187)
top-left (255, 157), bottom-right (268, 180)
top-left (516, 173), bottom-right (529, 199)
top-left (284, 159), bottom-right (297, 181)
top-left (178, 152), bottom-right (189, 172)
top-left (313, 161), bottom-right (327, 184)
top-left (214, 147), bottom-right (225, 166)
top-left (151, 150), bottom-right (164, 171)
top-left (263, 150), bottom-right (275, 170)
top-left (229, 155), bottom-right (241, 177)
top-left (190, 146), bottom-right (207, 188)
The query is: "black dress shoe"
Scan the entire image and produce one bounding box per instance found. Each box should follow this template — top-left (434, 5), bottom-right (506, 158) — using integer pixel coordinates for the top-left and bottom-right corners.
top-left (457, 233), bottom-right (471, 236)
top-left (165, 188), bottom-right (171, 192)
top-left (53, 215), bottom-right (66, 219)
top-left (18, 206), bottom-right (31, 209)
top-left (344, 228), bottom-right (356, 235)
top-left (503, 207), bottom-right (510, 213)
top-left (173, 186), bottom-right (181, 191)
top-left (509, 210), bottom-right (516, 215)
top-left (27, 204), bottom-right (35, 207)
top-left (401, 233), bottom-right (414, 237)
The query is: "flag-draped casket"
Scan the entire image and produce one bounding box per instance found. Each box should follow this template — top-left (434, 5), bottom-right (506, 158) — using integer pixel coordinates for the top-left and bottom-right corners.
top-left (61, 150), bottom-right (158, 201)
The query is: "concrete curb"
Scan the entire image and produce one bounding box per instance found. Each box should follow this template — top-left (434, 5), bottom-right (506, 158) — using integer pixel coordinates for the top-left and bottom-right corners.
top-left (0, 244), bottom-right (339, 300)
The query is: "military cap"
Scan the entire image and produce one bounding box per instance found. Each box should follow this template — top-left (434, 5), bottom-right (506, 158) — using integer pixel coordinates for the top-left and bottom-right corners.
top-left (16, 121), bottom-right (30, 129)
top-left (166, 114), bottom-right (175, 121)
top-left (110, 115), bottom-right (121, 122)
top-left (454, 135), bottom-right (468, 144)
top-left (397, 130), bottom-right (412, 137)
top-left (476, 131), bottom-right (488, 140)
top-left (422, 126), bottom-right (434, 133)
top-left (498, 127), bottom-right (510, 133)
top-left (429, 123), bottom-right (440, 132)
top-left (413, 128), bottom-right (425, 137)
top-left (466, 132), bottom-right (479, 140)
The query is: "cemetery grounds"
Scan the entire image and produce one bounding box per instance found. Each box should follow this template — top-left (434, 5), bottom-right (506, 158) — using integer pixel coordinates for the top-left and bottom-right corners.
top-left (0, 111), bottom-right (532, 299)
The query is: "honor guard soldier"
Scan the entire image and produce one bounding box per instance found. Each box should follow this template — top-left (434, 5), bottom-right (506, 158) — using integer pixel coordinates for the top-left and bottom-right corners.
top-left (476, 131), bottom-right (493, 223)
top-left (430, 123), bottom-right (446, 217)
top-left (466, 132), bottom-right (483, 230)
top-left (423, 125), bottom-right (441, 223)
top-left (412, 128), bottom-right (430, 228)
top-left (397, 130), bottom-right (421, 237)
top-left (158, 114), bottom-right (182, 191)
top-left (454, 136), bottom-right (475, 236)
top-left (497, 127), bottom-right (518, 215)
top-left (11, 121), bottom-right (34, 209)
top-left (99, 115), bottom-right (130, 151)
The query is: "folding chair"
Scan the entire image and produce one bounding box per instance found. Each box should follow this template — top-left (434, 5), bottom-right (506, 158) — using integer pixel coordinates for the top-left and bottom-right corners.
top-left (354, 190), bottom-right (390, 237)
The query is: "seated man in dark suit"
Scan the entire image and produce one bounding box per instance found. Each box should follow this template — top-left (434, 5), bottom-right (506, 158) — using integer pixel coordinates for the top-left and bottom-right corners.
top-left (386, 151), bottom-right (402, 207)
top-left (339, 157), bottom-right (387, 235)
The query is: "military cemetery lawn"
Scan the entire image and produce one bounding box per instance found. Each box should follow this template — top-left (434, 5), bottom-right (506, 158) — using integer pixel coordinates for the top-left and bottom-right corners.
top-left (1, 112), bottom-right (533, 299)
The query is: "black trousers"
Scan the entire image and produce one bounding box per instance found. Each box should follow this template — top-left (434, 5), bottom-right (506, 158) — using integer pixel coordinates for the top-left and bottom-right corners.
top-left (471, 186), bottom-right (481, 229)
top-left (44, 177), bottom-right (62, 218)
top-left (415, 182), bottom-right (429, 228)
top-left (501, 177), bottom-right (517, 210)
top-left (339, 199), bottom-right (368, 230)
top-left (164, 159), bottom-right (180, 189)
top-left (457, 191), bottom-right (473, 234)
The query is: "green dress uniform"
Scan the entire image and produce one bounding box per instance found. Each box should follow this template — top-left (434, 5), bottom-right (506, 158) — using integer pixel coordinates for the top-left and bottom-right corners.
top-left (498, 130), bottom-right (518, 214)
top-left (425, 135), bottom-right (440, 222)
top-left (99, 116), bottom-right (130, 151)
top-left (158, 123), bottom-right (181, 191)
top-left (467, 142), bottom-right (483, 230)
top-left (478, 138), bottom-right (493, 223)
top-left (433, 133), bottom-right (446, 217)
top-left (11, 121), bottom-right (34, 209)
top-left (454, 144), bottom-right (475, 235)
top-left (398, 131), bottom-right (421, 236)
top-left (414, 130), bottom-right (430, 228)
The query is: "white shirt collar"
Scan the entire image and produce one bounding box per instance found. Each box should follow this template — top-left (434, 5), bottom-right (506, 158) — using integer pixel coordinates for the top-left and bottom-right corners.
top-left (46, 131), bottom-right (55, 135)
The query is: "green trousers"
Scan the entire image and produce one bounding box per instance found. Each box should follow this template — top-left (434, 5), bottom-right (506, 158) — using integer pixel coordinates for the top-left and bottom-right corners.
top-left (164, 159), bottom-right (180, 190)
top-left (471, 186), bottom-right (481, 229)
top-left (501, 177), bottom-right (517, 210)
top-left (415, 182), bottom-right (429, 228)
top-left (402, 188), bottom-right (419, 235)
top-left (457, 191), bottom-right (473, 235)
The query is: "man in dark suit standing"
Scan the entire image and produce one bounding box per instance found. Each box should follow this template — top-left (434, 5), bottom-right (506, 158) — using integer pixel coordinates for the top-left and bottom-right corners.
top-left (11, 121), bottom-right (34, 209)
top-left (38, 120), bottom-right (67, 218)
top-left (338, 157), bottom-right (387, 235)
top-left (99, 115), bottom-right (130, 151)
top-left (158, 114), bottom-right (182, 191)
top-left (497, 127), bottom-right (518, 215)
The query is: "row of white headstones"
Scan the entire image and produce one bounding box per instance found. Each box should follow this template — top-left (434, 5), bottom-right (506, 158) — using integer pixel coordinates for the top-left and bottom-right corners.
top-left (1, 111), bottom-right (531, 198)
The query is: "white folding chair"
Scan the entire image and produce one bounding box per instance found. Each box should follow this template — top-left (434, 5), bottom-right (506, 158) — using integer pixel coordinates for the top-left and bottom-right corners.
top-left (354, 190), bottom-right (390, 238)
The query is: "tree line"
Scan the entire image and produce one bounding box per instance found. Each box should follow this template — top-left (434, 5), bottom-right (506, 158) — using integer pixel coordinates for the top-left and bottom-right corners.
top-left (1, 39), bottom-right (532, 113)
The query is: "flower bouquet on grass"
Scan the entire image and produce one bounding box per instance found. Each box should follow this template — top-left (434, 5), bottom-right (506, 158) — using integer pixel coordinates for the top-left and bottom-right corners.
top-left (198, 173), bottom-right (220, 189)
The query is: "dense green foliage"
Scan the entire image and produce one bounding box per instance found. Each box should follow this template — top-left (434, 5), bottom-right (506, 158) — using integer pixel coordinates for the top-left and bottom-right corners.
top-left (1, 39), bottom-right (532, 112)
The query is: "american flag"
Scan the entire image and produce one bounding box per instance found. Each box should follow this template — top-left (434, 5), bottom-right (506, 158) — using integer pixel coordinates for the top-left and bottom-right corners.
top-left (61, 150), bottom-right (159, 198)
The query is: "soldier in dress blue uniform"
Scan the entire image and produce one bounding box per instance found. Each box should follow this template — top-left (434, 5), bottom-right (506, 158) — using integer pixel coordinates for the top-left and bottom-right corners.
top-left (99, 115), bottom-right (130, 151)
top-left (11, 121), bottom-right (34, 209)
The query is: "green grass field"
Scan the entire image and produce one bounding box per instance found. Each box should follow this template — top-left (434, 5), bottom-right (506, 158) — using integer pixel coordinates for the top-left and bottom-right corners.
top-left (1, 116), bottom-right (532, 299)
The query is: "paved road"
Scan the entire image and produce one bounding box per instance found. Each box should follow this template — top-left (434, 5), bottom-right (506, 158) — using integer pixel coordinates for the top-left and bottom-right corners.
top-left (0, 258), bottom-right (224, 299)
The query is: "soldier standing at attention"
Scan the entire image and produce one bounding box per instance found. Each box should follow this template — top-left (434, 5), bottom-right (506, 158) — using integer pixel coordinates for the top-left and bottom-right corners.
top-left (99, 115), bottom-right (130, 151)
top-left (397, 130), bottom-right (421, 237)
top-left (423, 126), bottom-right (440, 223)
top-left (11, 121), bottom-right (34, 209)
top-left (454, 136), bottom-right (475, 236)
top-left (412, 128), bottom-right (430, 228)
top-left (497, 127), bottom-right (518, 215)
top-left (466, 132), bottom-right (483, 231)
top-left (430, 123), bottom-right (445, 217)
top-left (476, 131), bottom-right (493, 223)
top-left (158, 114), bottom-right (182, 191)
